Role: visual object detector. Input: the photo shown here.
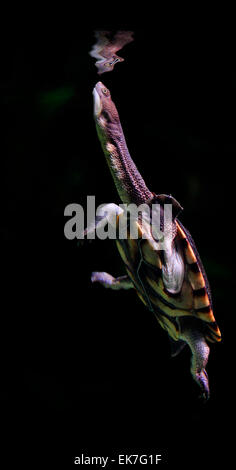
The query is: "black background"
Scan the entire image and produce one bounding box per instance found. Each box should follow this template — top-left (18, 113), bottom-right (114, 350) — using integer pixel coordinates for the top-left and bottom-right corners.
top-left (1, 13), bottom-right (235, 467)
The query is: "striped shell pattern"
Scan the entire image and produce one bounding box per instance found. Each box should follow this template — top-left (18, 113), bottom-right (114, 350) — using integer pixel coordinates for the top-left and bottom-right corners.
top-left (116, 197), bottom-right (221, 345)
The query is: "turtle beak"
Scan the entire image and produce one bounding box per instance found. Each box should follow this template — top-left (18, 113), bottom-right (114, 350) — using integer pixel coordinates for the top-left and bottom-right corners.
top-left (93, 85), bottom-right (102, 117)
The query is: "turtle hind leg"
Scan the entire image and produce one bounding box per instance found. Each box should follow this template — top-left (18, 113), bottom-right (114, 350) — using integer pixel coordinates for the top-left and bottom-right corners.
top-left (91, 272), bottom-right (133, 290)
top-left (179, 318), bottom-right (210, 401)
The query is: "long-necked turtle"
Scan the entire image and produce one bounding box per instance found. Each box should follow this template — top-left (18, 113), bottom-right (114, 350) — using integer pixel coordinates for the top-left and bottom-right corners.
top-left (85, 81), bottom-right (221, 400)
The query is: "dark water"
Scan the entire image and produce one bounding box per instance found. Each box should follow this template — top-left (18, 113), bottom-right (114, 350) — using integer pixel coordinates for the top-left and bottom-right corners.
top-left (1, 18), bottom-right (234, 467)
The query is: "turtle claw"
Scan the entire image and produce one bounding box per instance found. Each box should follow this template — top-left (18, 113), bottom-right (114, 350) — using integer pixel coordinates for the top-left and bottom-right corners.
top-left (91, 272), bottom-right (98, 283)
top-left (195, 368), bottom-right (210, 403)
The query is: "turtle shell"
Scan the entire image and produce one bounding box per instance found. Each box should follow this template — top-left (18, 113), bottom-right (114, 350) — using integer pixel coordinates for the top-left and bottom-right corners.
top-left (115, 202), bottom-right (221, 344)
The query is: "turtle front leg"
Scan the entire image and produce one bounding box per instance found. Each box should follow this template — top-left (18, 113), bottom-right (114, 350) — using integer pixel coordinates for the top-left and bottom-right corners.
top-left (91, 272), bottom-right (133, 290)
top-left (179, 318), bottom-right (210, 401)
top-left (84, 203), bottom-right (124, 239)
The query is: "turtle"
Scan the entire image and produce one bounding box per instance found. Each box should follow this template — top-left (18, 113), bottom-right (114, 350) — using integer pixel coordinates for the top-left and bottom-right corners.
top-left (84, 81), bottom-right (221, 401)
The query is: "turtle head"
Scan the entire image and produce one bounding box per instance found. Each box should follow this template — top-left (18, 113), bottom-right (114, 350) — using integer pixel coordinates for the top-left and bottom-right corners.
top-left (93, 81), bottom-right (119, 127)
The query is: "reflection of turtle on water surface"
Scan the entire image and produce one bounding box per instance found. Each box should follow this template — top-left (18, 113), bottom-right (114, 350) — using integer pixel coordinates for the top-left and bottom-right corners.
top-left (84, 81), bottom-right (221, 401)
top-left (89, 31), bottom-right (134, 74)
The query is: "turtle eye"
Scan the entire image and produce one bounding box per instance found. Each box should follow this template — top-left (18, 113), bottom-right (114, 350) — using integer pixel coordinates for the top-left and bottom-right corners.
top-left (102, 88), bottom-right (108, 95)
